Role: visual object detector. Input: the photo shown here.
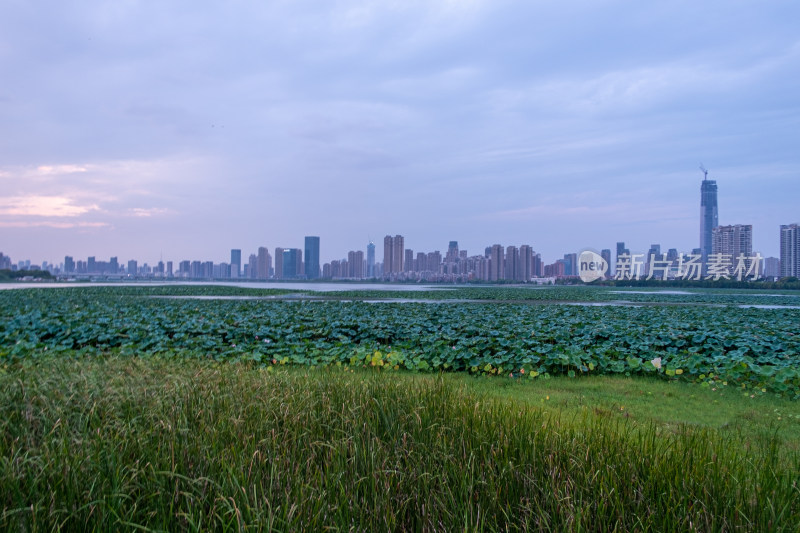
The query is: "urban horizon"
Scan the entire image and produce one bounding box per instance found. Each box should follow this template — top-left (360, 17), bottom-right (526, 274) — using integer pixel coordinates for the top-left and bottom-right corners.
top-left (4, 221), bottom-right (798, 282)
top-left (3, 175), bottom-right (798, 281)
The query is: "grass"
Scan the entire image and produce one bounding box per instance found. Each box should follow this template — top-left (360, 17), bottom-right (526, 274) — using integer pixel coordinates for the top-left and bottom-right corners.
top-left (1, 357), bottom-right (798, 531)
top-left (456, 373), bottom-right (800, 455)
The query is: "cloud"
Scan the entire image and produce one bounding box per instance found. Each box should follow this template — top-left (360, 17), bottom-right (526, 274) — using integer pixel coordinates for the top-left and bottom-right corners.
top-left (36, 164), bottom-right (88, 175)
top-left (0, 1), bottom-right (798, 263)
top-left (0, 195), bottom-right (99, 217)
top-left (127, 207), bottom-right (170, 217)
top-left (0, 221), bottom-right (109, 229)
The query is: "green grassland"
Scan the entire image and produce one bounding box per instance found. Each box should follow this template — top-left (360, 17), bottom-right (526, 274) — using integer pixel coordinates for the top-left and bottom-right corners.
top-left (1, 358), bottom-right (798, 531)
top-left (1, 285), bottom-right (799, 530)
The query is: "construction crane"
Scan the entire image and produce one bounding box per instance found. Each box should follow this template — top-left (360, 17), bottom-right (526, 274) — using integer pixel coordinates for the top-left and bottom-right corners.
top-left (699, 164), bottom-right (708, 180)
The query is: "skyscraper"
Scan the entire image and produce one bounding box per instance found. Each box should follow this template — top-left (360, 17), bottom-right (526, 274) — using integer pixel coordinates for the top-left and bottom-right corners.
top-left (600, 249), bottom-right (611, 278)
top-left (700, 174), bottom-right (719, 262)
top-left (519, 245), bottom-right (533, 281)
top-left (404, 249), bottom-right (414, 272)
top-left (712, 224), bottom-right (753, 277)
top-left (393, 236), bottom-right (404, 274)
top-left (446, 241), bottom-right (459, 263)
top-left (230, 249), bottom-right (241, 278)
top-left (489, 245), bottom-right (503, 281)
top-left (348, 250), bottom-right (365, 279)
top-left (257, 247), bottom-right (271, 280)
top-left (764, 257), bottom-right (781, 279)
top-left (563, 253), bottom-right (577, 277)
top-left (274, 248), bottom-right (284, 279)
top-left (382, 235), bottom-right (404, 276)
top-left (304, 236), bottom-right (320, 280)
top-left (366, 241), bottom-right (375, 278)
top-left (712, 225), bottom-right (752, 258)
top-left (780, 224), bottom-right (800, 278)
top-left (383, 236), bottom-right (393, 275)
top-left (505, 246), bottom-right (519, 280)
top-left (645, 244), bottom-right (661, 277)
top-left (615, 242), bottom-right (629, 276)
top-left (282, 249), bottom-right (300, 279)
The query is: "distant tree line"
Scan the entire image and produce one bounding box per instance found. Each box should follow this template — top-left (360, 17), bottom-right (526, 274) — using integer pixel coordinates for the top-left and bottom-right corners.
top-left (0, 269), bottom-right (54, 282)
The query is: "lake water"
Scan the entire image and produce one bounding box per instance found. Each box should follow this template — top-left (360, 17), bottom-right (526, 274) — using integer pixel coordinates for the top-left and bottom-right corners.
top-left (0, 281), bottom-right (447, 292)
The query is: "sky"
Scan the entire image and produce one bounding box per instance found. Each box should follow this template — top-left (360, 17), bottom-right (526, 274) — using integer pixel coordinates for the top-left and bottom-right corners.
top-left (1, 0), bottom-right (799, 266)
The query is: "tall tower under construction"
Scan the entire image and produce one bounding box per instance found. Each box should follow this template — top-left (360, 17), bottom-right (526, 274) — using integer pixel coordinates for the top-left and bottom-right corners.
top-left (699, 166), bottom-right (718, 263)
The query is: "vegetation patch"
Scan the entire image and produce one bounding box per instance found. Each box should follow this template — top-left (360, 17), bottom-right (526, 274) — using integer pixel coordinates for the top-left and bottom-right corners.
top-left (1, 358), bottom-right (798, 531)
top-left (2, 287), bottom-right (799, 397)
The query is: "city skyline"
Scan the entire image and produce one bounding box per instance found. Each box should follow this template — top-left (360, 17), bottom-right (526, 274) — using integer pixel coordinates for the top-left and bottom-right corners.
top-left (2, 2), bottom-right (799, 263)
top-left (2, 197), bottom-right (796, 272)
top-left (3, 215), bottom-right (793, 281)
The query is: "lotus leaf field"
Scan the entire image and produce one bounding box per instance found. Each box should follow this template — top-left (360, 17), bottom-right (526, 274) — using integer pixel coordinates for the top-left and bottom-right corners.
top-left (2, 285), bottom-right (799, 398)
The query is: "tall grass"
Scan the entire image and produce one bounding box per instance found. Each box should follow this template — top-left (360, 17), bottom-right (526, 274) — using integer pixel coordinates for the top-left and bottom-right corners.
top-left (1, 358), bottom-right (798, 531)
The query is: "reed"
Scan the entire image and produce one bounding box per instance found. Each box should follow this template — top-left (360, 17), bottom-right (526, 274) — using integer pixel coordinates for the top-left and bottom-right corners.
top-left (1, 357), bottom-right (797, 531)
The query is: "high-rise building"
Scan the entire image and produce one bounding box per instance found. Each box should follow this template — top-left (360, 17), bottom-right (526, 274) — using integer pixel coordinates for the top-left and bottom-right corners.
top-left (230, 249), bottom-right (241, 278)
top-left (645, 244), bottom-right (661, 277)
top-left (712, 225), bottom-right (752, 258)
top-left (780, 224), bottom-right (800, 278)
top-left (366, 241), bottom-right (375, 278)
top-left (600, 249), bottom-right (611, 278)
top-left (563, 253), bottom-right (577, 277)
top-left (304, 236), bottom-right (320, 280)
top-left (214, 263), bottom-right (230, 279)
top-left (489, 245), bottom-right (504, 281)
top-left (383, 235), bottom-right (404, 276)
top-left (383, 236), bottom-right (393, 275)
top-left (505, 246), bottom-right (519, 281)
top-left (544, 260), bottom-right (566, 278)
top-left (257, 247), bottom-right (271, 280)
top-left (191, 261), bottom-right (202, 278)
top-left (711, 225), bottom-right (752, 277)
top-left (64, 256), bottom-right (75, 273)
top-left (533, 252), bottom-right (543, 278)
top-left (426, 251), bottom-right (442, 275)
top-left (393, 236), bottom-right (404, 274)
top-left (348, 250), bottom-right (365, 279)
top-left (404, 249), bottom-right (414, 272)
top-left (700, 174), bottom-right (719, 262)
top-left (274, 248), bottom-right (284, 279)
top-left (127, 260), bottom-right (137, 276)
top-left (446, 241), bottom-right (459, 263)
top-left (520, 245), bottom-right (534, 281)
top-left (202, 261), bottom-right (214, 278)
top-left (416, 252), bottom-right (427, 273)
top-left (667, 248), bottom-right (679, 262)
top-left (615, 242), bottom-right (629, 276)
top-left (329, 260), bottom-right (341, 278)
top-left (282, 249), bottom-right (300, 279)
top-left (764, 257), bottom-right (780, 279)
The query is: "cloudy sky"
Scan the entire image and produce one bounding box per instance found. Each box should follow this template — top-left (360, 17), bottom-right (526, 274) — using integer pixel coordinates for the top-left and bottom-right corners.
top-left (1, 0), bottom-right (798, 266)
